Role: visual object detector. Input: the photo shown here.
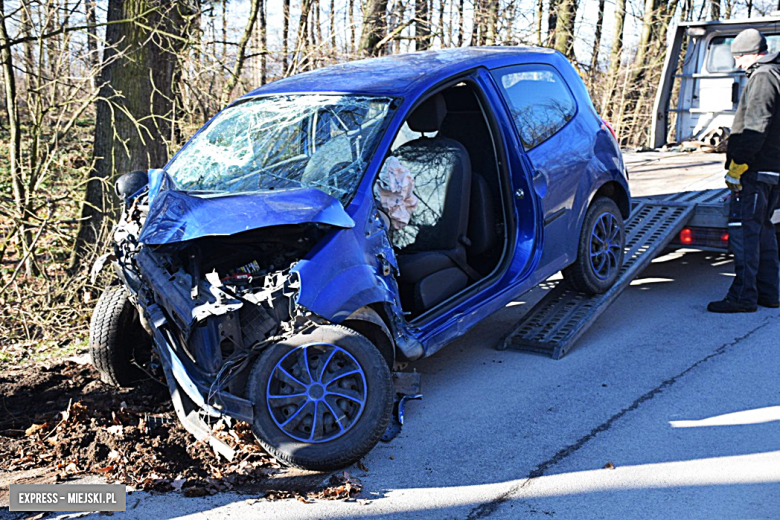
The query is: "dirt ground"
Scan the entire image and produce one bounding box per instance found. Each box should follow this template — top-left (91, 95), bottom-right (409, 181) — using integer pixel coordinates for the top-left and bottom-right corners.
top-left (0, 360), bottom-right (361, 507)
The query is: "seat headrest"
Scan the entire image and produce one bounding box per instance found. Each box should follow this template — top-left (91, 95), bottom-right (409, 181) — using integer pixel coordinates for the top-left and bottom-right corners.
top-left (407, 93), bottom-right (447, 133)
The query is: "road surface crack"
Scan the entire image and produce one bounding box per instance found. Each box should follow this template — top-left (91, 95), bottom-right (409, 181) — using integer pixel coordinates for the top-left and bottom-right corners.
top-left (465, 316), bottom-right (774, 519)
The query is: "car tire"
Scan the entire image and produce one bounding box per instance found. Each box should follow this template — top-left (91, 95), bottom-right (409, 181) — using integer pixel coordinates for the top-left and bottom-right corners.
top-left (246, 324), bottom-right (393, 471)
top-left (563, 197), bottom-right (625, 295)
top-left (89, 285), bottom-right (151, 386)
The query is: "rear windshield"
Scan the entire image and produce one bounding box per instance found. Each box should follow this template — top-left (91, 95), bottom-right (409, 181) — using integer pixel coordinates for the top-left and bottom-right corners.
top-left (707, 34), bottom-right (780, 72)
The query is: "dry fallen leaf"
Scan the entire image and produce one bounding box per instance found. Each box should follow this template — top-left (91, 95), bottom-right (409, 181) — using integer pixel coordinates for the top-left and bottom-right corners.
top-left (603, 462), bottom-right (615, 470)
top-left (25, 423), bottom-right (49, 437)
top-left (107, 425), bottom-right (124, 436)
top-left (356, 460), bottom-right (369, 472)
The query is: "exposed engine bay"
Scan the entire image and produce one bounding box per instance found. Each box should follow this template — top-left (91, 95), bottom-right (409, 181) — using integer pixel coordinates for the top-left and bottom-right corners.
top-left (111, 192), bottom-right (332, 403)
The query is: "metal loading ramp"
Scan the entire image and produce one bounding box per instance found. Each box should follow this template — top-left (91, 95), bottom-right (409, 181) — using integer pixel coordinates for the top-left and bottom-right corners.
top-left (498, 201), bottom-right (695, 359)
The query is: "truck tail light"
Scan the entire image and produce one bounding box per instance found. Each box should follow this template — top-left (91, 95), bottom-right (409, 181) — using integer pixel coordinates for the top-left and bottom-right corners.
top-left (673, 227), bottom-right (730, 250)
top-left (680, 228), bottom-right (693, 245)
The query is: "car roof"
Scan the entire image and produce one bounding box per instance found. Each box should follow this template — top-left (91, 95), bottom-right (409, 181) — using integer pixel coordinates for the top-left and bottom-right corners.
top-left (241, 47), bottom-right (559, 99)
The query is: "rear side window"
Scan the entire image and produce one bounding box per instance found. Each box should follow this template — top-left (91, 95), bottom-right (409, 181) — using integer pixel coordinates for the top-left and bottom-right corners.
top-left (707, 34), bottom-right (780, 72)
top-left (491, 64), bottom-right (577, 150)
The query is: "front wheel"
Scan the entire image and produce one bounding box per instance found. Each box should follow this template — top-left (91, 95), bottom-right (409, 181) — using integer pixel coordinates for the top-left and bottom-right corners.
top-left (89, 285), bottom-right (151, 386)
top-left (246, 325), bottom-right (393, 471)
top-left (563, 197), bottom-right (625, 295)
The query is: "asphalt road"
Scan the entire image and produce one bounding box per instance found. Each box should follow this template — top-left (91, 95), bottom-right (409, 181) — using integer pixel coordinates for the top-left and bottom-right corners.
top-left (76, 247), bottom-right (780, 519)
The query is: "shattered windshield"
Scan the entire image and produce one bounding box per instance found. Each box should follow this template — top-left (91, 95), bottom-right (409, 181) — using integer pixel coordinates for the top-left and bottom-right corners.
top-left (165, 95), bottom-right (397, 204)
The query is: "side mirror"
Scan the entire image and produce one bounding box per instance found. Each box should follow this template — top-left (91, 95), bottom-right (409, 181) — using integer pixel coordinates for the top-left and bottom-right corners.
top-left (115, 170), bottom-right (149, 199)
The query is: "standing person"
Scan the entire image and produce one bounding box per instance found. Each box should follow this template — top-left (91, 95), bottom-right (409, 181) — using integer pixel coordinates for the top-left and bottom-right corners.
top-left (708, 29), bottom-right (780, 313)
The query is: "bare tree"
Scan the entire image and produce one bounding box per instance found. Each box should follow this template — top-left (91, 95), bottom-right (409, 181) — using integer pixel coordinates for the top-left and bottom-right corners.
top-left (601, 0), bottom-right (626, 116)
top-left (536, 0), bottom-right (543, 45)
top-left (415, 0), bottom-right (431, 50)
top-left (293, 0), bottom-right (312, 70)
top-left (71, 0), bottom-right (190, 268)
top-left (547, 0), bottom-right (558, 46)
top-left (0, 0), bottom-right (28, 274)
top-left (553, 0), bottom-right (578, 58)
top-left (283, 0), bottom-right (290, 71)
top-left (590, 0), bottom-right (606, 74)
top-left (457, 0), bottom-right (464, 46)
top-left (485, 0), bottom-right (498, 45)
top-left (710, 0), bottom-right (720, 18)
top-left (360, 0), bottom-right (390, 56)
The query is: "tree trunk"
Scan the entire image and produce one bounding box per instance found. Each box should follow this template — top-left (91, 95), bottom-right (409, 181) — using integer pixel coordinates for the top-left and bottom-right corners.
top-left (221, 0), bottom-right (229, 60)
top-left (359, 0), bottom-right (390, 56)
top-left (470, 0), bottom-right (483, 45)
top-left (282, 0), bottom-right (290, 73)
top-left (536, 0), bottom-right (543, 45)
top-left (315, 0), bottom-right (322, 54)
top-left (394, 0), bottom-right (405, 53)
top-left (709, 0), bottom-right (720, 19)
top-left (260, 0), bottom-right (267, 84)
top-left (630, 0), bottom-right (656, 87)
top-left (349, 0), bottom-right (355, 53)
top-left (547, 0), bottom-right (559, 46)
top-left (553, 0), bottom-right (578, 58)
top-left (85, 0), bottom-right (98, 88)
top-left (330, 0), bottom-right (336, 53)
top-left (589, 0), bottom-right (605, 74)
top-left (485, 0), bottom-right (498, 45)
top-left (438, 0), bottom-right (445, 47)
top-left (70, 0), bottom-right (188, 270)
top-left (601, 0), bottom-right (625, 117)
top-left (221, 0), bottom-right (261, 103)
top-left (294, 0), bottom-right (312, 70)
top-left (415, 0), bottom-right (430, 50)
top-left (0, 0), bottom-right (34, 275)
top-left (457, 0), bottom-right (464, 46)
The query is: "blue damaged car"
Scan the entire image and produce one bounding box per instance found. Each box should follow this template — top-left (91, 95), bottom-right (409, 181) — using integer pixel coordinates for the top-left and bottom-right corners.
top-left (89, 47), bottom-right (630, 471)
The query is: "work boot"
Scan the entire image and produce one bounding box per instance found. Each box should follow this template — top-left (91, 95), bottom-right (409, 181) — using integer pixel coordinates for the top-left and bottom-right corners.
top-left (707, 299), bottom-right (757, 313)
top-left (757, 297), bottom-right (780, 308)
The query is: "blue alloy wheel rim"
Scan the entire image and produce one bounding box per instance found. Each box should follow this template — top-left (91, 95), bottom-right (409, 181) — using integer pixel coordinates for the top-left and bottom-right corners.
top-left (589, 213), bottom-right (621, 280)
top-left (266, 343), bottom-right (368, 443)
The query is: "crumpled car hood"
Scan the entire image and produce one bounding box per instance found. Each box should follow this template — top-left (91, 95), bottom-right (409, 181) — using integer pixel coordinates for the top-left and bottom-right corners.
top-left (138, 188), bottom-right (355, 245)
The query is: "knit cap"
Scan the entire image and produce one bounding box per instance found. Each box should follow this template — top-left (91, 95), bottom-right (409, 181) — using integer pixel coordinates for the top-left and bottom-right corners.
top-left (731, 29), bottom-right (768, 56)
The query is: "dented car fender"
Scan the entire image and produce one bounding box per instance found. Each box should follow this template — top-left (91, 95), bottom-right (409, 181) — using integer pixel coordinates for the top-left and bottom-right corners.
top-left (293, 202), bottom-right (399, 322)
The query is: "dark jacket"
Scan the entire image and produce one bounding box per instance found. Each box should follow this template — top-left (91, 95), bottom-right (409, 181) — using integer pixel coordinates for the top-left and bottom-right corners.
top-left (727, 52), bottom-right (780, 172)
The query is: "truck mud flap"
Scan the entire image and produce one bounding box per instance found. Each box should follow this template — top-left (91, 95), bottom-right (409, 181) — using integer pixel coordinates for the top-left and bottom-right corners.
top-left (499, 201), bottom-right (695, 359)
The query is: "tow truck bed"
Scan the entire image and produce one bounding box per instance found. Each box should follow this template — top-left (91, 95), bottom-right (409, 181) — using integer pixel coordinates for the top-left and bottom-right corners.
top-left (499, 151), bottom-right (735, 359)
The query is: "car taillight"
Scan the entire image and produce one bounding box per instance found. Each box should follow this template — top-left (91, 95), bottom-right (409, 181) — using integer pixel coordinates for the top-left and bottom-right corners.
top-left (601, 119), bottom-right (618, 141)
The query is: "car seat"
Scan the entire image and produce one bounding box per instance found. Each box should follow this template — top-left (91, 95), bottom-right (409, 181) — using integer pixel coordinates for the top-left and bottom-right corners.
top-left (393, 93), bottom-right (477, 313)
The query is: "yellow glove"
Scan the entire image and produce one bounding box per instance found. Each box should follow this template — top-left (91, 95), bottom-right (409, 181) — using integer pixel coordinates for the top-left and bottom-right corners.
top-left (725, 160), bottom-right (749, 192)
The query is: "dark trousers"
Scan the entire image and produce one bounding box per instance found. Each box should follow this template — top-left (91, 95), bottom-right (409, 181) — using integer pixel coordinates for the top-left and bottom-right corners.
top-left (727, 171), bottom-right (780, 305)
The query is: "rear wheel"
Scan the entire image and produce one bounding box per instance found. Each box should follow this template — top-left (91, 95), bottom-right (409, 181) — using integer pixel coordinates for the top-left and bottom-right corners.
top-left (564, 197), bottom-right (625, 295)
top-left (246, 325), bottom-right (393, 471)
top-left (89, 286), bottom-right (151, 386)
